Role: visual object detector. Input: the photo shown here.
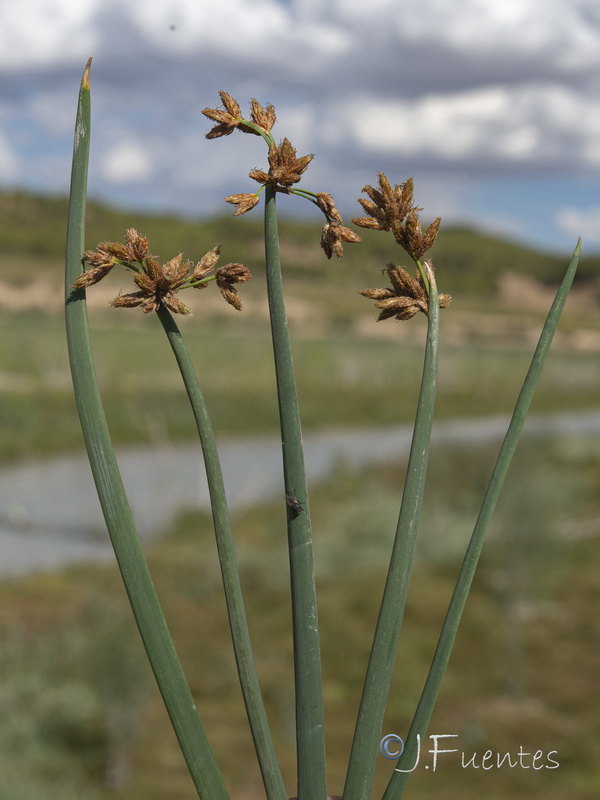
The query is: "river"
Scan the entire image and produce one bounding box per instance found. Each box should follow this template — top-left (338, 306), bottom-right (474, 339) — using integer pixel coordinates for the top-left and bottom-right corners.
top-left (1, 410), bottom-right (599, 578)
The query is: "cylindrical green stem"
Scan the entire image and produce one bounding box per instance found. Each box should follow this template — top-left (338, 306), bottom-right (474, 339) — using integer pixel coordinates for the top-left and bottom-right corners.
top-left (343, 276), bottom-right (440, 800)
top-left (155, 305), bottom-right (287, 800)
top-left (383, 240), bottom-right (581, 800)
top-left (64, 60), bottom-right (228, 800)
top-left (264, 185), bottom-right (327, 800)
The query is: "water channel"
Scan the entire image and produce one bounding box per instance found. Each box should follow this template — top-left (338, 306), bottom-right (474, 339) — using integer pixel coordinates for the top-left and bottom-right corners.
top-left (1, 410), bottom-right (599, 578)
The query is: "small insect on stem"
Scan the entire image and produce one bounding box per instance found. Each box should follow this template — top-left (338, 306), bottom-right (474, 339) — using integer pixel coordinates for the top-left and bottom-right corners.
top-left (285, 492), bottom-right (304, 516)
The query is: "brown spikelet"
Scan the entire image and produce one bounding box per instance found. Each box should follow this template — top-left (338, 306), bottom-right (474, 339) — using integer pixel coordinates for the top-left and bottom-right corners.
top-left (316, 192), bottom-right (343, 223)
top-left (219, 91), bottom-right (241, 119)
top-left (250, 98), bottom-right (276, 132)
top-left (203, 91), bottom-right (242, 138)
top-left (320, 222), bottom-right (362, 259)
top-left (249, 168), bottom-right (271, 185)
top-left (124, 228), bottom-right (149, 261)
top-left (421, 217), bottom-right (441, 253)
top-left (190, 245), bottom-right (221, 283)
top-left (225, 193), bottom-right (260, 216)
top-left (73, 263), bottom-right (114, 288)
top-left (360, 261), bottom-right (449, 322)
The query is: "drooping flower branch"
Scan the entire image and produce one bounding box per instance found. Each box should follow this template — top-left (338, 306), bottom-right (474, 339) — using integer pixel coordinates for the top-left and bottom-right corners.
top-left (202, 91), bottom-right (361, 259)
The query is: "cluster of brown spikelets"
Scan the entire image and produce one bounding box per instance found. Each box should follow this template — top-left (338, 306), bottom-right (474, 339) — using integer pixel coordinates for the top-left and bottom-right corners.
top-left (353, 173), bottom-right (451, 321)
top-left (74, 93), bottom-right (451, 323)
top-left (74, 228), bottom-right (251, 314)
top-left (203, 91), bottom-right (361, 260)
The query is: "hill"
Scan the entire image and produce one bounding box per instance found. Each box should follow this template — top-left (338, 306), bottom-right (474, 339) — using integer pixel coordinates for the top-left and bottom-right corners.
top-left (0, 189), bottom-right (597, 299)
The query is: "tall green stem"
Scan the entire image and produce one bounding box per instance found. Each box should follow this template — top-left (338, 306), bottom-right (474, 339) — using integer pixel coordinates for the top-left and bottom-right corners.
top-left (155, 306), bottom-right (287, 800)
top-left (264, 185), bottom-right (327, 800)
top-left (343, 275), bottom-right (440, 800)
top-left (64, 59), bottom-right (228, 800)
top-left (383, 241), bottom-right (581, 800)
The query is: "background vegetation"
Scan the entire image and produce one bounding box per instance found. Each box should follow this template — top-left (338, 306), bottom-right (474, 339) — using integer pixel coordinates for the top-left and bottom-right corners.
top-left (0, 190), bottom-right (598, 799)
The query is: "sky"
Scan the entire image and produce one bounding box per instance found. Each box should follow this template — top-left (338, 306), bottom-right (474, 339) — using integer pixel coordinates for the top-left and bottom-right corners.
top-left (1, 0), bottom-right (600, 253)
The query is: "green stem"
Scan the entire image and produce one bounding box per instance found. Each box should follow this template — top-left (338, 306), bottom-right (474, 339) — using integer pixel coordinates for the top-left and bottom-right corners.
top-left (413, 258), bottom-right (430, 296)
top-left (155, 305), bottom-right (288, 800)
top-left (343, 273), bottom-right (440, 800)
top-left (382, 240), bottom-right (581, 800)
top-left (263, 185), bottom-right (327, 800)
top-left (239, 118), bottom-right (276, 148)
top-left (64, 59), bottom-right (228, 800)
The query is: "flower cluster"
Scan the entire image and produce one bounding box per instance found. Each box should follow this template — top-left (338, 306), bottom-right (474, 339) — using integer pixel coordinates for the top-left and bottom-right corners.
top-left (355, 173), bottom-right (451, 321)
top-left (203, 91), bottom-right (276, 140)
top-left (360, 262), bottom-right (451, 322)
top-left (353, 173), bottom-right (441, 261)
top-left (203, 91), bottom-right (361, 259)
top-left (74, 229), bottom-right (251, 315)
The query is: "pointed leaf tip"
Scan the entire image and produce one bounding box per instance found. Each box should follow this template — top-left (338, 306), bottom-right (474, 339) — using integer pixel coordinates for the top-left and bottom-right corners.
top-left (82, 57), bottom-right (92, 90)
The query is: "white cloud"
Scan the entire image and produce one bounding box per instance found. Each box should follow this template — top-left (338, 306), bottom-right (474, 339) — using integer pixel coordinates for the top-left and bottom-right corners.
top-left (102, 139), bottom-right (153, 183)
top-left (335, 83), bottom-right (600, 166)
top-left (556, 206), bottom-right (600, 241)
top-left (0, 0), bottom-right (599, 250)
top-left (0, 0), bottom-right (96, 68)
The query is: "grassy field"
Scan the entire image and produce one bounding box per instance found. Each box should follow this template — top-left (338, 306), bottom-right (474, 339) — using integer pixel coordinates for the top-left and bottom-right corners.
top-left (0, 306), bottom-right (599, 464)
top-left (0, 436), bottom-right (598, 799)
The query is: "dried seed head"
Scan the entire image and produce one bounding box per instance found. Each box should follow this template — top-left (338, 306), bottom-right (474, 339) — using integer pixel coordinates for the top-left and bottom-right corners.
top-left (421, 217), bottom-right (441, 254)
top-left (215, 262), bottom-right (252, 310)
top-left (248, 168), bottom-right (271, 185)
top-left (203, 90), bottom-right (243, 138)
top-left (162, 253), bottom-right (191, 285)
top-left (73, 263), bottom-right (114, 288)
top-left (353, 173), bottom-right (417, 233)
top-left (399, 210), bottom-right (423, 258)
top-left (74, 242), bottom-right (121, 288)
top-left (373, 295), bottom-right (425, 321)
top-left (218, 287), bottom-right (242, 310)
top-left (266, 138), bottom-right (314, 186)
top-left (76, 230), bottom-right (247, 316)
top-left (250, 98), bottom-right (277, 132)
top-left (316, 192), bottom-right (343, 223)
top-left (355, 173), bottom-right (441, 260)
top-left (105, 241), bottom-right (135, 261)
top-left (190, 245), bottom-right (221, 283)
top-left (112, 290), bottom-right (192, 315)
top-left (205, 123), bottom-right (236, 140)
top-left (225, 192), bottom-right (260, 216)
top-left (124, 228), bottom-right (149, 261)
top-left (359, 261), bottom-right (449, 322)
top-left (216, 263), bottom-right (252, 285)
top-left (113, 249), bottom-right (192, 315)
top-left (351, 215), bottom-right (384, 231)
top-left (320, 222), bottom-right (362, 259)
top-left (219, 91), bottom-right (241, 119)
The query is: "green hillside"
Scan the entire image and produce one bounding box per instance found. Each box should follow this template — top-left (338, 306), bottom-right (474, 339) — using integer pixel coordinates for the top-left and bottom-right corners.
top-left (0, 189), bottom-right (596, 296)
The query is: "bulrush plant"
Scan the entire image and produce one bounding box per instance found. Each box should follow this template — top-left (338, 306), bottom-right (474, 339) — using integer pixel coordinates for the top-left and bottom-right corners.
top-left (65, 60), bottom-right (580, 800)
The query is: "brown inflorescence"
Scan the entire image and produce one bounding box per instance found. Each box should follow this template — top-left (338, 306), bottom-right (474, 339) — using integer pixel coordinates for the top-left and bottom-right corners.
top-left (321, 222), bottom-right (362, 259)
top-left (112, 253), bottom-right (193, 315)
top-left (74, 230), bottom-right (251, 314)
top-left (204, 90), bottom-right (361, 258)
top-left (215, 263), bottom-right (252, 311)
top-left (353, 173), bottom-right (441, 262)
top-left (249, 138), bottom-right (314, 188)
top-left (359, 261), bottom-right (451, 322)
top-left (224, 193), bottom-right (261, 216)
